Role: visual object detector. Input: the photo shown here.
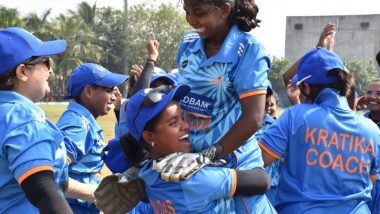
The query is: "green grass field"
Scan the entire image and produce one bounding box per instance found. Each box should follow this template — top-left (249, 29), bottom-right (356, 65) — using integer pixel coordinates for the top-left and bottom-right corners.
top-left (38, 103), bottom-right (117, 143)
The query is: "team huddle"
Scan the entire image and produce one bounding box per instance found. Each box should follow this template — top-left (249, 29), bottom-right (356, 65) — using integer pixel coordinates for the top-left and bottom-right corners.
top-left (1, 0), bottom-right (380, 213)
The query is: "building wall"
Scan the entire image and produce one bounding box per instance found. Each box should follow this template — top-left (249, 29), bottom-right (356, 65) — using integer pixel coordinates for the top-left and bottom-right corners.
top-left (285, 14), bottom-right (380, 65)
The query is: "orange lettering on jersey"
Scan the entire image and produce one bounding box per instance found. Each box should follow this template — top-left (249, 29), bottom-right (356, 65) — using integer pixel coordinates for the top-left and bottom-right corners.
top-left (166, 200), bottom-right (175, 214)
top-left (346, 156), bottom-right (359, 173)
top-left (319, 151), bottom-right (333, 168)
top-left (340, 133), bottom-right (349, 150)
top-left (306, 148), bottom-right (318, 165)
top-left (359, 158), bottom-right (370, 174)
top-left (202, 118), bottom-right (210, 130)
top-left (365, 139), bottom-right (375, 157)
top-left (354, 136), bottom-right (365, 154)
top-left (305, 127), bottom-right (317, 144)
top-left (317, 128), bottom-right (329, 147)
top-left (331, 153), bottom-right (344, 171)
top-left (328, 132), bottom-right (339, 149)
top-left (149, 199), bottom-right (176, 214)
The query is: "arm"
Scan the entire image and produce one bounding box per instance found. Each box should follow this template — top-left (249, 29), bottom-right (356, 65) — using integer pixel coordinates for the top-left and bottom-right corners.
top-left (65, 178), bottom-right (97, 202)
top-left (217, 94), bottom-right (266, 158)
top-left (235, 168), bottom-right (270, 195)
top-left (130, 40), bottom-right (159, 96)
top-left (21, 170), bottom-right (72, 214)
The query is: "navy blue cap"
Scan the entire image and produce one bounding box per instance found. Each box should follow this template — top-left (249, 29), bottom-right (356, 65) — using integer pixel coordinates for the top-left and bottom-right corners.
top-left (66, 63), bottom-right (128, 99)
top-left (0, 27), bottom-right (67, 74)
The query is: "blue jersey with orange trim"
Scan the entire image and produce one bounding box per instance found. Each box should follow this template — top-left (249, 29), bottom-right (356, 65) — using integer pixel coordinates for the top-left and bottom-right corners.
top-left (364, 112), bottom-right (380, 214)
top-left (176, 25), bottom-right (275, 213)
top-left (177, 25), bottom-right (270, 152)
top-left (259, 88), bottom-right (380, 213)
top-left (57, 101), bottom-right (105, 212)
top-left (140, 161), bottom-right (236, 213)
top-left (0, 91), bottom-right (66, 213)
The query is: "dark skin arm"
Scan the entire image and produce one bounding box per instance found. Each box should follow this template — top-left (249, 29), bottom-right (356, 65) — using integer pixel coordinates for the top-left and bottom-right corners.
top-left (217, 94), bottom-right (266, 157)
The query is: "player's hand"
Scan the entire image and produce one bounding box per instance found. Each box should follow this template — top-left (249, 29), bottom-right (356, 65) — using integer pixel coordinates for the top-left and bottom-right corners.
top-left (131, 64), bottom-right (142, 81)
top-left (153, 152), bottom-right (226, 182)
top-left (146, 40), bottom-right (159, 62)
top-left (286, 84), bottom-right (301, 105)
top-left (113, 87), bottom-right (122, 111)
top-left (355, 96), bottom-right (367, 111)
top-left (316, 23), bottom-right (336, 51)
top-left (94, 168), bottom-right (146, 214)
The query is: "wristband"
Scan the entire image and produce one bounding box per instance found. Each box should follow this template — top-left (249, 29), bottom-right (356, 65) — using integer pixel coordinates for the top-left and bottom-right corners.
top-left (201, 144), bottom-right (223, 161)
top-left (146, 58), bottom-right (156, 65)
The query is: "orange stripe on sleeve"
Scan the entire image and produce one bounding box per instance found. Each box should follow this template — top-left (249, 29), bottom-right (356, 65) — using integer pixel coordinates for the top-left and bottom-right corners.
top-left (229, 169), bottom-right (237, 197)
top-left (239, 90), bottom-right (267, 100)
top-left (66, 156), bottom-right (72, 165)
top-left (258, 141), bottom-right (281, 159)
top-left (18, 165), bottom-right (54, 184)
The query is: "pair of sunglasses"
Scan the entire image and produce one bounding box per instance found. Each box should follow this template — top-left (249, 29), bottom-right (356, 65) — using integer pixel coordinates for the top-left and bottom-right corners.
top-left (133, 85), bottom-right (172, 136)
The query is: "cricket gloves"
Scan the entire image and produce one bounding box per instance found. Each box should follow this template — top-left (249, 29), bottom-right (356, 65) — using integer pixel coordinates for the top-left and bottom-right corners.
top-left (153, 146), bottom-right (226, 182)
top-left (94, 167), bottom-right (146, 214)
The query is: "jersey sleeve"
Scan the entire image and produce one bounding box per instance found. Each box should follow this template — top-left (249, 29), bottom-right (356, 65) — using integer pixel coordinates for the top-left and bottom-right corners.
top-left (4, 121), bottom-right (58, 184)
top-left (259, 109), bottom-right (292, 159)
top-left (370, 133), bottom-right (380, 180)
top-left (57, 114), bottom-right (87, 163)
top-left (231, 41), bottom-right (271, 99)
top-left (180, 167), bottom-right (237, 205)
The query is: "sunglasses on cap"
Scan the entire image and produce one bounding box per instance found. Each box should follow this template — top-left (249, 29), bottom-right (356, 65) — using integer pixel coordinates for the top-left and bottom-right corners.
top-left (133, 85), bottom-right (173, 135)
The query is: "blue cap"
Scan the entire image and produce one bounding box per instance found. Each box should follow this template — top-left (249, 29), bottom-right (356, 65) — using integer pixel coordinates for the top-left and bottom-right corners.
top-left (66, 63), bottom-right (128, 99)
top-left (127, 84), bottom-right (190, 141)
top-left (0, 27), bottom-right (67, 74)
top-left (151, 74), bottom-right (176, 86)
top-left (292, 48), bottom-right (344, 85)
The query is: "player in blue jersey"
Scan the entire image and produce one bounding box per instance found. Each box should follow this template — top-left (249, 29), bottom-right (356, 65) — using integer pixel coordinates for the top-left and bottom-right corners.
top-left (259, 47), bottom-right (380, 213)
top-left (362, 79), bottom-right (380, 213)
top-left (154, 0), bottom-right (274, 212)
top-left (0, 27), bottom-right (72, 214)
top-left (95, 85), bottom-right (272, 214)
top-left (57, 63), bottom-right (128, 213)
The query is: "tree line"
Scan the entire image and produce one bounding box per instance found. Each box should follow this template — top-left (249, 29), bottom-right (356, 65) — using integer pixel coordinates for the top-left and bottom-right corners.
top-left (0, 2), bottom-right (377, 105)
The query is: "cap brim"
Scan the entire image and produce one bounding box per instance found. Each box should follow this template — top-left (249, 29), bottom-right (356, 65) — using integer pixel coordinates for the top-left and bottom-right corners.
top-left (34, 40), bottom-right (67, 56)
top-left (97, 73), bottom-right (129, 87)
top-left (290, 74), bottom-right (299, 86)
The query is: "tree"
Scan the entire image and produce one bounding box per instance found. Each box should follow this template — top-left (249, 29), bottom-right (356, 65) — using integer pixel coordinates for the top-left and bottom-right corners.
top-left (269, 57), bottom-right (291, 106)
top-left (0, 7), bottom-right (24, 28)
top-left (344, 59), bottom-right (378, 96)
top-left (126, 3), bottom-right (192, 71)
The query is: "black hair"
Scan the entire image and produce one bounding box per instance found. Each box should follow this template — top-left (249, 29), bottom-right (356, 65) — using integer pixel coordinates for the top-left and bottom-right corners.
top-left (119, 108), bottom-right (164, 167)
top-left (188, 0), bottom-right (261, 32)
top-left (376, 51), bottom-right (380, 67)
top-left (307, 68), bottom-right (354, 102)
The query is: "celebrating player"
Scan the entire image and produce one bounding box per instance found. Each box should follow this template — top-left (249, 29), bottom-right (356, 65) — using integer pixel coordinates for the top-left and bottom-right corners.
top-left (95, 85), bottom-right (272, 213)
top-left (259, 48), bottom-right (380, 213)
top-left (57, 63), bottom-right (128, 213)
top-left (0, 27), bottom-right (72, 213)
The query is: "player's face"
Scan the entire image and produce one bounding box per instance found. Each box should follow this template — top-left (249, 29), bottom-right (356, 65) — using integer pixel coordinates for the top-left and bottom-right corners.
top-left (148, 101), bottom-right (191, 158)
top-left (22, 59), bottom-right (52, 102)
top-left (87, 85), bottom-right (117, 118)
top-left (183, 0), bottom-right (229, 40)
top-left (365, 81), bottom-right (380, 113)
top-left (267, 96), bottom-right (278, 118)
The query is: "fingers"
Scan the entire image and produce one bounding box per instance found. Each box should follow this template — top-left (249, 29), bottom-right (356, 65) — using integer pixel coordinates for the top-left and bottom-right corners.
top-left (153, 152), bottom-right (180, 172)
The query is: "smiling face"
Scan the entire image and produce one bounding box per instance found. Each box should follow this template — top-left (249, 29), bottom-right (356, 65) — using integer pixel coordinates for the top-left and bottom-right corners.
top-left (183, 0), bottom-right (231, 41)
top-left (365, 81), bottom-right (380, 113)
top-left (84, 85), bottom-right (117, 118)
top-left (142, 100), bottom-right (191, 159)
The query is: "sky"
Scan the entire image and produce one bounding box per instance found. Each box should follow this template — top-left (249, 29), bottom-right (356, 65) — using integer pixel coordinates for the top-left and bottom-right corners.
top-left (1, 0), bottom-right (380, 57)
